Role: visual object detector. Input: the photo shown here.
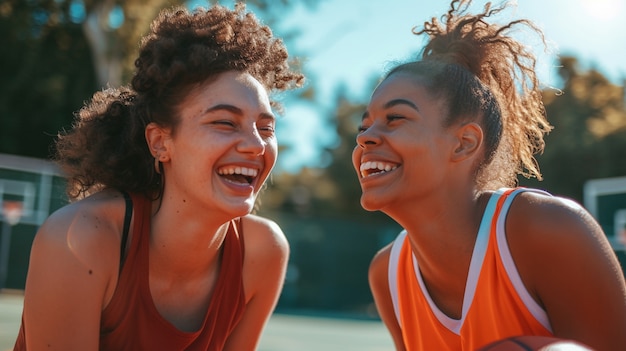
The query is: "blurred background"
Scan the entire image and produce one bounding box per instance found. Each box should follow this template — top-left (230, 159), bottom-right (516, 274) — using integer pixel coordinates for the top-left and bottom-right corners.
top-left (0, 0), bottom-right (625, 338)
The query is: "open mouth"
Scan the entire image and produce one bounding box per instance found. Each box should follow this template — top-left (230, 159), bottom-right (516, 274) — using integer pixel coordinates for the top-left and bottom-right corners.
top-left (359, 161), bottom-right (398, 178)
top-left (217, 166), bottom-right (259, 185)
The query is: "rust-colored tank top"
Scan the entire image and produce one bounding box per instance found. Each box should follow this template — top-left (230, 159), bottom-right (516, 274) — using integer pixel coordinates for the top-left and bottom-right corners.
top-left (14, 192), bottom-right (245, 350)
top-left (387, 188), bottom-right (553, 350)
top-left (99, 193), bottom-right (246, 350)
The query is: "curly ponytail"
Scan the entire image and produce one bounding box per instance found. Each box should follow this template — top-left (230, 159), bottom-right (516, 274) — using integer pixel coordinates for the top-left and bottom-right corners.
top-left (388, 0), bottom-right (552, 189)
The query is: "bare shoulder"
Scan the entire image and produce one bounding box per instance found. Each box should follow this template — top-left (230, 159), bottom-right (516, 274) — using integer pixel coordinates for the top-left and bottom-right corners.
top-left (40, 190), bottom-right (127, 243)
top-left (238, 214), bottom-right (289, 270)
top-left (369, 241), bottom-right (406, 350)
top-left (506, 190), bottom-right (605, 246)
top-left (506, 192), bottom-right (626, 348)
top-left (505, 189), bottom-right (624, 302)
top-left (239, 214), bottom-right (289, 253)
top-left (32, 189), bottom-right (128, 279)
top-left (22, 190), bottom-right (130, 347)
top-left (369, 243), bottom-right (393, 306)
top-left (238, 214), bottom-right (289, 299)
top-left (370, 243), bottom-right (393, 281)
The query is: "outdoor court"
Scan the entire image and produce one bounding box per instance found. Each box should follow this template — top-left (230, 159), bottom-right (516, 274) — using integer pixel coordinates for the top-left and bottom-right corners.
top-left (0, 292), bottom-right (394, 351)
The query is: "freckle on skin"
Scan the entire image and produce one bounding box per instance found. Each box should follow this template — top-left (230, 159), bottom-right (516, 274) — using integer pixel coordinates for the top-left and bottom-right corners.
top-left (89, 270), bottom-right (93, 275)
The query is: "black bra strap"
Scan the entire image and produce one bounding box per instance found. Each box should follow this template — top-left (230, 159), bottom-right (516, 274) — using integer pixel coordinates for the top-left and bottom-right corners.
top-left (120, 191), bottom-right (133, 272)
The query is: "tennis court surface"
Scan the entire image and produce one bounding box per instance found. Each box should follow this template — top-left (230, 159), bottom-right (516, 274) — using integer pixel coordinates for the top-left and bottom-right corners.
top-left (0, 292), bottom-right (394, 351)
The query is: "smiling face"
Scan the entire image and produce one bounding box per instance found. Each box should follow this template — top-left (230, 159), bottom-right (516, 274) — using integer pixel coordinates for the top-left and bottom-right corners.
top-left (150, 70), bottom-right (277, 217)
top-left (352, 72), bottom-right (458, 214)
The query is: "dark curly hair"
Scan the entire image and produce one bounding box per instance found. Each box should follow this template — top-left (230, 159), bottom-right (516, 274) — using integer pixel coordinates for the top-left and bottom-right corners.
top-left (54, 3), bottom-right (304, 200)
top-left (387, 0), bottom-right (552, 189)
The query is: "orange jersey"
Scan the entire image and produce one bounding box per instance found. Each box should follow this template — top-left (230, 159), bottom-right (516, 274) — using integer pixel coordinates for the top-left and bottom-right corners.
top-left (387, 188), bottom-right (553, 350)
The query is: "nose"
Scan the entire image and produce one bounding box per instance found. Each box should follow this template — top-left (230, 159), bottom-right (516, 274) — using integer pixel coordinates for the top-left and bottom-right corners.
top-left (237, 127), bottom-right (266, 155)
top-left (355, 123), bottom-right (382, 148)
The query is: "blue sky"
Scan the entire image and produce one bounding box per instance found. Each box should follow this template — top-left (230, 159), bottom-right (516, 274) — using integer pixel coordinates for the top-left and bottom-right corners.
top-left (193, 0), bottom-right (626, 172)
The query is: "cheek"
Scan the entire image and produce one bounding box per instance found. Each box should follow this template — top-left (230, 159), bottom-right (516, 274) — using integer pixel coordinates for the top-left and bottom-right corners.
top-left (266, 139), bottom-right (278, 164)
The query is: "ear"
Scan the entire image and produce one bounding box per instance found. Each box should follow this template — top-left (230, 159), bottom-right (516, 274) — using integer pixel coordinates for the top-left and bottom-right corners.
top-left (450, 122), bottom-right (483, 163)
top-left (145, 123), bottom-right (172, 162)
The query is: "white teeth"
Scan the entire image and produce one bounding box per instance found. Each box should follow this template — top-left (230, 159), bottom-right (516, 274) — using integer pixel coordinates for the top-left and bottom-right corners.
top-left (359, 161), bottom-right (398, 178)
top-left (218, 166), bottom-right (259, 177)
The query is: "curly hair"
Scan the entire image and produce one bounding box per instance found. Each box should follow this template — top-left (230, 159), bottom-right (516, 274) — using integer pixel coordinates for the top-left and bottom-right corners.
top-left (387, 0), bottom-right (552, 189)
top-left (54, 3), bottom-right (304, 200)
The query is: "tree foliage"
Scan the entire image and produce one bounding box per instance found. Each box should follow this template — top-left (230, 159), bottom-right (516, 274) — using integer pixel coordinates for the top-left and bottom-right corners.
top-left (520, 56), bottom-right (626, 201)
top-left (0, 0), bottom-right (184, 158)
top-left (0, 0), bottom-right (96, 157)
top-left (0, 0), bottom-right (313, 159)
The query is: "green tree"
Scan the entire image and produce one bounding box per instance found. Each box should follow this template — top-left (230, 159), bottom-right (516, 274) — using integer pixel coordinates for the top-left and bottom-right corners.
top-left (0, 0), bottom-right (97, 157)
top-left (520, 56), bottom-right (626, 201)
top-left (0, 0), bottom-right (313, 159)
top-left (0, 0), bottom-right (183, 158)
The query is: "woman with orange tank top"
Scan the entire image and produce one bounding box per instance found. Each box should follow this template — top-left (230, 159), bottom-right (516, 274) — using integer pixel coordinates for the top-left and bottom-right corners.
top-left (352, 1), bottom-right (626, 350)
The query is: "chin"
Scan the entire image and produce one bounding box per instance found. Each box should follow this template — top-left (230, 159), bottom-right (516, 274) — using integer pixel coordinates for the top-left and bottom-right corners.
top-left (360, 195), bottom-right (384, 212)
top-left (240, 203), bottom-right (255, 216)
top-left (224, 201), bottom-right (255, 218)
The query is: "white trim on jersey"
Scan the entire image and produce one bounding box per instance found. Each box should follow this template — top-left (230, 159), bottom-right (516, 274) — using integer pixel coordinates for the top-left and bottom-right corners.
top-left (386, 188), bottom-right (552, 334)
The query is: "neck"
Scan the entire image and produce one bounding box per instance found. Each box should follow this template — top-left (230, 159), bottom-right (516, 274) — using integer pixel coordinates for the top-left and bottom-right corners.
top-left (147, 197), bottom-right (234, 278)
top-left (386, 188), bottom-right (487, 260)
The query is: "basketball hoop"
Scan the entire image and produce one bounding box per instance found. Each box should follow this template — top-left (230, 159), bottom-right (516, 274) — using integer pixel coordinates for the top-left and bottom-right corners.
top-left (2, 201), bottom-right (23, 226)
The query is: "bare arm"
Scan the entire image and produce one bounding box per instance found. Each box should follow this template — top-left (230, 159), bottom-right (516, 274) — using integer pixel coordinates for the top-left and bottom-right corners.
top-left (508, 192), bottom-right (626, 351)
top-left (369, 244), bottom-right (407, 351)
top-left (222, 215), bottom-right (289, 351)
top-left (21, 200), bottom-right (120, 350)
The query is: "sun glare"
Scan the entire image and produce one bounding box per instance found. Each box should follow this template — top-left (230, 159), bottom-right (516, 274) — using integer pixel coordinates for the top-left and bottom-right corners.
top-left (581, 0), bottom-right (624, 21)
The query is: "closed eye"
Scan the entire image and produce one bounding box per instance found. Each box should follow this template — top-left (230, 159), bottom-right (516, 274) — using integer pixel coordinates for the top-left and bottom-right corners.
top-left (258, 114), bottom-right (276, 136)
top-left (213, 120), bottom-right (236, 127)
top-left (258, 124), bottom-right (275, 137)
top-left (387, 114), bottom-right (405, 122)
top-left (357, 124), bottom-right (370, 133)
top-left (357, 110), bottom-right (405, 133)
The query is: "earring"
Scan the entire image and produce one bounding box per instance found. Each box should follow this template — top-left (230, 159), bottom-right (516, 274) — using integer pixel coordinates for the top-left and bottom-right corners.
top-left (154, 155), bottom-right (161, 174)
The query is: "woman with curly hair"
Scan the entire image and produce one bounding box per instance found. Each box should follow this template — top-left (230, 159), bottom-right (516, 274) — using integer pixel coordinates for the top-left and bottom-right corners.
top-left (14, 3), bottom-right (303, 350)
top-left (354, 1), bottom-right (626, 350)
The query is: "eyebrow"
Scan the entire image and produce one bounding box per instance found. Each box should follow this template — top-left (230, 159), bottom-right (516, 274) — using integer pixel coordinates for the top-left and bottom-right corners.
top-left (203, 104), bottom-right (275, 121)
top-left (361, 98), bottom-right (420, 120)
